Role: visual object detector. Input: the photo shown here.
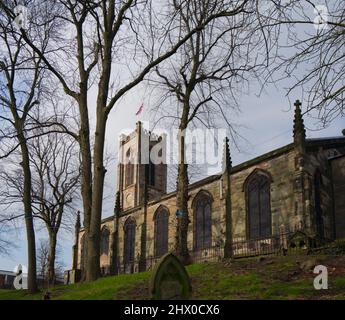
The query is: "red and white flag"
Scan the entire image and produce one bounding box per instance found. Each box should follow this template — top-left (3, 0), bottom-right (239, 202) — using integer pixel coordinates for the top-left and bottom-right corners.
top-left (135, 103), bottom-right (144, 116)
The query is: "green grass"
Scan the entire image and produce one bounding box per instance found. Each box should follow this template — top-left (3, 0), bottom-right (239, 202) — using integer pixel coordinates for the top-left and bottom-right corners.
top-left (0, 289), bottom-right (42, 300)
top-left (1, 254), bottom-right (345, 300)
top-left (55, 270), bottom-right (151, 300)
top-left (0, 270), bottom-right (151, 301)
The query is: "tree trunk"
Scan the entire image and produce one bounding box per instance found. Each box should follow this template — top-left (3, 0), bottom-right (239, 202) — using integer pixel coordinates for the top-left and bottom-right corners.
top-left (86, 31), bottom-right (112, 281)
top-left (78, 91), bottom-right (93, 276)
top-left (176, 163), bottom-right (190, 263)
top-left (175, 106), bottom-right (190, 264)
top-left (18, 130), bottom-right (38, 293)
top-left (47, 231), bottom-right (57, 285)
top-left (86, 110), bottom-right (107, 281)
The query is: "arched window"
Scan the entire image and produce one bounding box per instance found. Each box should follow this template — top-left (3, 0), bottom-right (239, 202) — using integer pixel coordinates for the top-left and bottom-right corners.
top-left (124, 217), bottom-right (136, 265)
top-left (125, 148), bottom-right (134, 187)
top-left (100, 227), bottom-right (110, 256)
top-left (245, 171), bottom-right (271, 239)
top-left (193, 191), bottom-right (213, 250)
top-left (314, 169), bottom-right (324, 238)
top-left (154, 207), bottom-right (169, 257)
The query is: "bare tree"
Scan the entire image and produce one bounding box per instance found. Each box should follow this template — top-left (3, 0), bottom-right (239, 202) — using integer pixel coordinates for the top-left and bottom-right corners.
top-left (30, 132), bottom-right (80, 285)
top-left (166, 163), bottom-right (207, 193)
top-left (0, 201), bottom-right (22, 256)
top-left (0, 4), bottom-right (46, 293)
top-left (0, 222), bottom-right (14, 256)
top-left (37, 239), bottom-right (49, 279)
top-left (0, 166), bottom-right (13, 256)
top-left (37, 239), bottom-right (65, 284)
top-left (0, 0), bottom-right (255, 280)
top-left (0, 2), bottom-right (74, 291)
top-left (0, 132), bottom-right (80, 285)
top-left (151, 0), bottom-right (271, 261)
top-left (260, 0), bottom-right (345, 125)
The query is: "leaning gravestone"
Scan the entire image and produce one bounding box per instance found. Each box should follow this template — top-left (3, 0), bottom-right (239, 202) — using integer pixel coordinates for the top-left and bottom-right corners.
top-left (150, 253), bottom-right (192, 300)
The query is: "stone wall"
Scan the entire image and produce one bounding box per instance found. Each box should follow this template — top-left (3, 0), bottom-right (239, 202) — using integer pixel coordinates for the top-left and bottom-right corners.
top-left (306, 149), bottom-right (335, 239)
top-left (114, 146), bottom-right (304, 266)
top-left (116, 177), bottom-right (224, 267)
top-left (331, 156), bottom-right (345, 239)
top-left (231, 148), bottom-right (297, 240)
top-left (76, 139), bottom-right (345, 271)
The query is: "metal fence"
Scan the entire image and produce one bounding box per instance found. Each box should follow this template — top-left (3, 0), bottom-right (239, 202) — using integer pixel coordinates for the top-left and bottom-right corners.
top-left (189, 232), bottom-right (295, 262)
top-left (101, 231), bottom-right (312, 276)
top-left (189, 246), bottom-right (224, 264)
top-left (101, 256), bottom-right (165, 276)
top-left (232, 232), bottom-right (291, 258)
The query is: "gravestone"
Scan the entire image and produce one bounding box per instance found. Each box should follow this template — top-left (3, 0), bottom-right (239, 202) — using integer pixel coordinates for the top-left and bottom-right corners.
top-left (63, 271), bottom-right (70, 285)
top-left (150, 253), bottom-right (191, 300)
top-left (288, 230), bottom-right (311, 251)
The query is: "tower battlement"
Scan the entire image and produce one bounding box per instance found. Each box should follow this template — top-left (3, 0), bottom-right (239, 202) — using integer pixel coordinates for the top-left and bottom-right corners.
top-left (117, 121), bottom-right (167, 210)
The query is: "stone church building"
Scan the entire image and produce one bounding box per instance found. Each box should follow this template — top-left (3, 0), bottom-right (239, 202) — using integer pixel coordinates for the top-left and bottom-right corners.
top-left (72, 101), bottom-right (345, 275)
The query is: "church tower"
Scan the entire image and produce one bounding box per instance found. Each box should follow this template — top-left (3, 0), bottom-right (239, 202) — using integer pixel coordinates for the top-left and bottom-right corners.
top-left (117, 122), bottom-right (167, 211)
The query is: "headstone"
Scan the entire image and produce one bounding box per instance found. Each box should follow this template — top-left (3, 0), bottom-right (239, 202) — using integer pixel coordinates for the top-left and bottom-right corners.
top-left (63, 271), bottom-right (70, 285)
top-left (288, 230), bottom-right (311, 251)
top-left (150, 253), bottom-right (191, 300)
top-left (43, 291), bottom-right (51, 300)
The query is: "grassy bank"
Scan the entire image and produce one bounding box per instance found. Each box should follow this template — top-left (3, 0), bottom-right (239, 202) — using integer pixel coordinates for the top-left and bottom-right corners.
top-left (1, 254), bottom-right (344, 300)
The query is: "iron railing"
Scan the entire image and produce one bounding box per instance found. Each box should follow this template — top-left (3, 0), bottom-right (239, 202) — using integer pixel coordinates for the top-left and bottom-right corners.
top-left (232, 232), bottom-right (290, 258)
top-left (189, 246), bottom-right (223, 263)
top-left (100, 231), bottom-right (313, 276)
